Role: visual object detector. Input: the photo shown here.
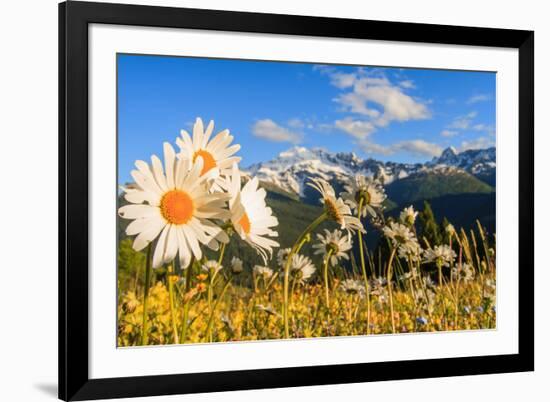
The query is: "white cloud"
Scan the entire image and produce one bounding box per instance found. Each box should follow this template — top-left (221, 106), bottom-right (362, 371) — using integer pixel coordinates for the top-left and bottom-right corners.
top-left (287, 118), bottom-right (305, 129)
top-left (312, 64), bottom-right (335, 75)
top-left (360, 139), bottom-right (442, 158)
top-left (336, 92), bottom-right (382, 118)
top-left (440, 129), bottom-right (459, 138)
top-left (467, 94), bottom-right (491, 104)
top-left (314, 122), bottom-right (334, 133)
top-left (330, 72), bottom-right (357, 89)
top-left (445, 112), bottom-right (494, 136)
top-left (393, 140), bottom-right (443, 157)
top-left (448, 111), bottom-right (477, 130)
top-left (458, 136), bottom-right (495, 151)
top-left (334, 117), bottom-right (376, 140)
top-left (399, 80), bottom-right (416, 89)
top-left (252, 119), bottom-right (302, 144)
top-left (359, 141), bottom-right (392, 155)
top-left (320, 68), bottom-right (430, 131)
top-left (335, 75), bottom-right (430, 127)
top-left (315, 67), bottom-right (437, 160)
top-left (472, 123), bottom-right (495, 135)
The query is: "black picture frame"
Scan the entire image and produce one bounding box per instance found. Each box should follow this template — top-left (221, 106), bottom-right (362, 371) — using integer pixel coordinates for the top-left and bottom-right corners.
top-left (59, 1), bottom-right (534, 400)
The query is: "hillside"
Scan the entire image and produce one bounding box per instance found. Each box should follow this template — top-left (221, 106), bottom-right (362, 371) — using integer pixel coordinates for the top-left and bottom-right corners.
top-left (385, 167), bottom-right (494, 205)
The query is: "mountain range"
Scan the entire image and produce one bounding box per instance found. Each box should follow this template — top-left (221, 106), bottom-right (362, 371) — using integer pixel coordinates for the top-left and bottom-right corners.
top-left (243, 145), bottom-right (496, 235)
top-left (245, 145), bottom-right (496, 198)
top-left (118, 146), bottom-right (496, 268)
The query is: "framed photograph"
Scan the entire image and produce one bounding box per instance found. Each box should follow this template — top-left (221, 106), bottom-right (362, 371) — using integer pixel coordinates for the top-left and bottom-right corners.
top-left (59, 1), bottom-right (534, 400)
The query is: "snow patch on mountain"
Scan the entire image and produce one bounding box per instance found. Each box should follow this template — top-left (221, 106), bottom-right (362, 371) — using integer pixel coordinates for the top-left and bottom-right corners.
top-left (245, 146), bottom-right (495, 197)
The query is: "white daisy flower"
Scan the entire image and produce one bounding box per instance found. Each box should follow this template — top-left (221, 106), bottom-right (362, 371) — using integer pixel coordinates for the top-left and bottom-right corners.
top-left (202, 260), bottom-right (223, 275)
top-left (118, 143), bottom-right (230, 269)
top-left (253, 265), bottom-right (274, 279)
top-left (277, 248), bottom-right (291, 269)
top-left (398, 238), bottom-right (422, 262)
top-left (230, 256), bottom-right (243, 274)
top-left (451, 263), bottom-right (475, 282)
top-left (290, 254), bottom-right (316, 283)
top-left (399, 205), bottom-right (418, 226)
top-left (342, 175), bottom-right (386, 218)
top-left (382, 222), bottom-right (416, 249)
top-left (340, 279), bottom-right (365, 297)
top-left (226, 164), bottom-right (279, 263)
top-left (423, 245), bottom-right (457, 267)
top-left (312, 229), bottom-right (352, 267)
top-left (176, 118), bottom-right (241, 189)
top-left (307, 178), bottom-right (364, 233)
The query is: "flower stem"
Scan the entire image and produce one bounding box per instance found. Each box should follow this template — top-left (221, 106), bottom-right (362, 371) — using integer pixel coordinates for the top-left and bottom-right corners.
top-left (140, 244), bottom-right (152, 346)
top-left (356, 198), bottom-right (371, 334)
top-left (283, 212), bottom-right (327, 338)
top-left (217, 242), bottom-right (226, 266)
top-left (387, 247), bottom-right (397, 334)
top-left (167, 264), bottom-right (179, 344)
top-left (323, 249), bottom-right (334, 307)
top-left (206, 243), bottom-right (227, 342)
top-left (204, 274), bottom-right (233, 342)
top-left (180, 257), bottom-right (195, 343)
top-left (454, 248), bottom-right (463, 330)
top-left (437, 261), bottom-right (443, 288)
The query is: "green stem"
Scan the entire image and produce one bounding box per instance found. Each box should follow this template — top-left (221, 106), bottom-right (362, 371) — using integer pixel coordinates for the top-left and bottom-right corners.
top-left (207, 275), bottom-right (214, 341)
top-left (437, 261), bottom-right (443, 288)
top-left (207, 242), bottom-right (226, 342)
top-left (290, 276), bottom-right (297, 305)
top-left (140, 244), bottom-right (152, 346)
top-left (454, 248), bottom-right (462, 330)
top-left (217, 242), bottom-right (226, 266)
top-left (283, 212), bottom-right (327, 338)
top-left (407, 256), bottom-right (417, 308)
top-left (167, 264), bottom-right (179, 344)
top-left (205, 274), bottom-right (233, 342)
top-left (356, 198), bottom-right (371, 335)
top-left (387, 247), bottom-right (397, 334)
top-left (323, 249), bottom-right (334, 307)
top-left (180, 257), bottom-right (195, 343)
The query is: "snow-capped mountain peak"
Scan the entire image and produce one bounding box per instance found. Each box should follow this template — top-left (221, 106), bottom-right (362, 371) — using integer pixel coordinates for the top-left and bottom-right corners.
top-left (436, 146), bottom-right (459, 165)
top-left (430, 146), bottom-right (495, 174)
top-left (245, 146), bottom-right (495, 197)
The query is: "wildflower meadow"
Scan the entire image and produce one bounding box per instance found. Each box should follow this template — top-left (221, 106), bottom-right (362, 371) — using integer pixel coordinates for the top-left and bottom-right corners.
top-left (117, 118), bottom-right (496, 346)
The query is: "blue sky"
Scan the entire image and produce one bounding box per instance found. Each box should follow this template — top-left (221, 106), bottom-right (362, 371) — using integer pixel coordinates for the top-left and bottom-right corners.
top-left (118, 54), bottom-right (495, 184)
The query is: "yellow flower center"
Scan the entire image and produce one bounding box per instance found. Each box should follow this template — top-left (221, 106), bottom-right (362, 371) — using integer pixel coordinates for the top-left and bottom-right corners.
top-left (239, 212), bottom-right (252, 234)
top-left (160, 190), bottom-right (194, 225)
top-left (193, 149), bottom-right (217, 175)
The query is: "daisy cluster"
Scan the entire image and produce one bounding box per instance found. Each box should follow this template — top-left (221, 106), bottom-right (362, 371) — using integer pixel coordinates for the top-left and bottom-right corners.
top-left (119, 118), bottom-right (280, 269)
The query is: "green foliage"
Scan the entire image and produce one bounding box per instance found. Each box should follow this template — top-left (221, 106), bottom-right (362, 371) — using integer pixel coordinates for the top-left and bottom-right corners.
top-left (385, 170), bottom-right (493, 205)
top-left (419, 200), bottom-right (443, 247)
top-left (117, 238), bottom-right (146, 293)
top-left (398, 192), bottom-right (495, 235)
top-left (441, 216), bottom-right (452, 243)
top-left (474, 171), bottom-right (496, 187)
